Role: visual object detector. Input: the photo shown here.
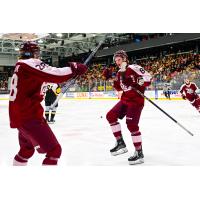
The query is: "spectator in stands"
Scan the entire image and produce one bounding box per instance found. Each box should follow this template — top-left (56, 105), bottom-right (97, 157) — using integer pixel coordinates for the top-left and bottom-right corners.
top-left (74, 51), bottom-right (200, 92)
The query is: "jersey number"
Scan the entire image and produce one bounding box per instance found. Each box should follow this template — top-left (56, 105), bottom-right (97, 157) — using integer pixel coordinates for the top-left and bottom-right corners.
top-left (139, 67), bottom-right (145, 74)
top-left (9, 74), bottom-right (18, 101)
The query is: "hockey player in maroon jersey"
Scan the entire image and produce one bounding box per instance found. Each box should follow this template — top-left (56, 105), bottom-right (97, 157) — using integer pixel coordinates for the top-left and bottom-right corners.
top-left (180, 79), bottom-right (200, 113)
top-left (9, 41), bottom-right (87, 166)
top-left (105, 50), bottom-right (151, 165)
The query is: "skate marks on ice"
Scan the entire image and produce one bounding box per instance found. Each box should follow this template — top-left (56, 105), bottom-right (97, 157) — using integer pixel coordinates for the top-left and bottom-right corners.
top-left (56, 100), bottom-right (200, 165)
top-left (1, 99), bottom-right (200, 165)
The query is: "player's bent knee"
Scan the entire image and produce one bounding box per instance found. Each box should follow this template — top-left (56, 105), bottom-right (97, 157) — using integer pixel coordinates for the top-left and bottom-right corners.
top-left (126, 121), bottom-right (139, 133)
top-left (106, 111), bottom-right (112, 122)
top-left (106, 111), bottom-right (117, 123)
top-left (42, 144), bottom-right (62, 165)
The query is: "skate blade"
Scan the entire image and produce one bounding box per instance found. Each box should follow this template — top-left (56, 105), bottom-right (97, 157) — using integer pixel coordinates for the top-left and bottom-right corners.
top-left (129, 158), bottom-right (144, 165)
top-left (111, 148), bottom-right (128, 156)
top-left (48, 122), bottom-right (55, 124)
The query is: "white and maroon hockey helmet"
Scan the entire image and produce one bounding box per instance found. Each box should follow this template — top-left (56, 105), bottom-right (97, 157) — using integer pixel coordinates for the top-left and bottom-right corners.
top-left (113, 50), bottom-right (129, 63)
top-left (19, 41), bottom-right (40, 59)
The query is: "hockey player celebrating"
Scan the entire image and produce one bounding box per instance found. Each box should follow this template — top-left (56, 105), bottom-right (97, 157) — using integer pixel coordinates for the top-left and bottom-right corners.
top-left (44, 83), bottom-right (61, 123)
top-left (9, 41), bottom-right (87, 166)
top-left (180, 78), bottom-right (200, 113)
top-left (105, 50), bottom-right (151, 165)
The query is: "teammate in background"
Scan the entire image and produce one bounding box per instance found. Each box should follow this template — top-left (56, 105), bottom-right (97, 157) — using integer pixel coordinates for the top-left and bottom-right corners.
top-left (104, 50), bottom-right (151, 165)
top-left (179, 79), bottom-right (200, 113)
top-left (9, 41), bottom-right (87, 166)
top-left (102, 64), bottom-right (115, 80)
top-left (44, 83), bottom-right (61, 123)
top-left (102, 66), bottom-right (112, 80)
top-left (163, 82), bottom-right (171, 100)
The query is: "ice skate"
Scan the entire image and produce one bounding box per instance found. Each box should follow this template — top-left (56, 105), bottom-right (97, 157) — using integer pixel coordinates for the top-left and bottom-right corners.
top-left (110, 138), bottom-right (128, 156)
top-left (48, 119), bottom-right (55, 124)
top-left (128, 149), bottom-right (144, 165)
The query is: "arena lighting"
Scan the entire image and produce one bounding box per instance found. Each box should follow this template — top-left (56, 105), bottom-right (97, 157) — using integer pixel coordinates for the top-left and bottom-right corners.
top-left (38, 39), bottom-right (43, 44)
top-left (56, 33), bottom-right (63, 37)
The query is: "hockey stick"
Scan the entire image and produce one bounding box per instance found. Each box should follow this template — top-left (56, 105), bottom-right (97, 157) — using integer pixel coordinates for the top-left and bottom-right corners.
top-left (133, 87), bottom-right (194, 136)
top-left (50, 38), bottom-right (105, 108)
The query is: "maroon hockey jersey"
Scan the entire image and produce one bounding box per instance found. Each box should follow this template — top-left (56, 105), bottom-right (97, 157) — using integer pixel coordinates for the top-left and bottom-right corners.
top-left (9, 58), bottom-right (74, 128)
top-left (113, 64), bottom-right (152, 106)
top-left (180, 82), bottom-right (199, 102)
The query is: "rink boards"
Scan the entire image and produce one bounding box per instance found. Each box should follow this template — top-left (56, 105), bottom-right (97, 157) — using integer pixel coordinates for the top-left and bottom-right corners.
top-left (0, 90), bottom-right (183, 100)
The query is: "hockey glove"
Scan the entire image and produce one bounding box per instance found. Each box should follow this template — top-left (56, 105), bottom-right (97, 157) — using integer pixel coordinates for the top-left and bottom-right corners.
top-left (137, 77), bottom-right (144, 86)
top-left (182, 95), bottom-right (186, 100)
top-left (68, 62), bottom-right (87, 76)
top-left (55, 87), bottom-right (61, 95)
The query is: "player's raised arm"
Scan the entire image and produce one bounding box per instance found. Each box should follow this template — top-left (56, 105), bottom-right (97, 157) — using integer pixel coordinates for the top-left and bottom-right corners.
top-left (17, 59), bottom-right (87, 83)
top-left (17, 42), bottom-right (87, 83)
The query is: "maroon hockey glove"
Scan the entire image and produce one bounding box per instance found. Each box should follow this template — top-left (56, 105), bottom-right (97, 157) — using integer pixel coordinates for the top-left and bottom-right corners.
top-left (68, 62), bottom-right (87, 76)
top-left (182, 95), bottom-right (186, 100)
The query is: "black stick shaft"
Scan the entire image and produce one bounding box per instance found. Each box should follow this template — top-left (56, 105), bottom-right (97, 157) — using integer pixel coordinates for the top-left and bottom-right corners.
top-left (50, 40), bottom-right (104, 108)
top-left (134, 88), bottom-right (194, 136)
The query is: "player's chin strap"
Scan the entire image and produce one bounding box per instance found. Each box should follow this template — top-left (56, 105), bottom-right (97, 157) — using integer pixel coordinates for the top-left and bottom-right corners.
top-left (50, 38), bottom-right (106, 109)
top-left (133, 87), bottom-right (194, 136)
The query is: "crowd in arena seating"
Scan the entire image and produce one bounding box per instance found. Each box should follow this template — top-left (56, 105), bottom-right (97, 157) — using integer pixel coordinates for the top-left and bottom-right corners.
top-left (1, 51), bottom-right (200, 92)
top-left (138, 52), bottom-right (200, 82)
top-left (75, 52), bottom-right (200, 91)
top-left (0, 74), bottom-right (8, 91)
top-left (76, 64), bottom-right (118, 92)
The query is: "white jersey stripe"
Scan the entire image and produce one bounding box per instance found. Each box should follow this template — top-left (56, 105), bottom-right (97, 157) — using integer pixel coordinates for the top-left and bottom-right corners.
top-left (18, 58), bottom-right (72, 76)
top-left (128, 64), bottom-right (152, 82)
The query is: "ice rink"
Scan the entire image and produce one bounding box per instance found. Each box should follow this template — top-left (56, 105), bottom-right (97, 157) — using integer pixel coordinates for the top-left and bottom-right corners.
top-left (1, 98), bottom-right (200, 166)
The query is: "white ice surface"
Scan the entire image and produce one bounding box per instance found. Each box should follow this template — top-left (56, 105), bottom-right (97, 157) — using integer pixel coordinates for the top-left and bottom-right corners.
top-left (0, 99), bottom-right (200, 166)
